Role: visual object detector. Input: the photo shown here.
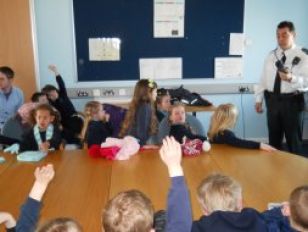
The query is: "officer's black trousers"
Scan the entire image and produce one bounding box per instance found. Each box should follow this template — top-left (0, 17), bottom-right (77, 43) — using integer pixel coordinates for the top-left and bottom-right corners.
top-left (264, 91), bottom-right (304, 154)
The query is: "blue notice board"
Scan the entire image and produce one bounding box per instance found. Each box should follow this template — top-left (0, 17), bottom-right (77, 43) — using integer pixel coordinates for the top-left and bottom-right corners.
top-left (73, 0), bottom-right (244, 81)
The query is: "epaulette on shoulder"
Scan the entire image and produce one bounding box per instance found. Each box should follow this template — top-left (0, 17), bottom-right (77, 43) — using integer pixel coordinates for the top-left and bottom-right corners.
top-left (272, 48), bottom-right (278, 53)
top-left (302, 48), bottom-right (308, 55)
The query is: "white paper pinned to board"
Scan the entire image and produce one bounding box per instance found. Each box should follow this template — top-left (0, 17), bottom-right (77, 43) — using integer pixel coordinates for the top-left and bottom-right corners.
top-left (154, 0), bottom-right (185, 38)
top-left (215, 57), bottom-right (243, 79)
top-left (88, 38), bottom-right (121, 61)
top-left (229, 33), bottom-right (245, 55)
top-left (139, 58), bottom-right (182, 80)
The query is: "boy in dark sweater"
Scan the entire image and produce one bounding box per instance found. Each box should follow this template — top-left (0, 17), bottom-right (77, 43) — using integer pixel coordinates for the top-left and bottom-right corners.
top-left (160, 136), bottom-right (302, 232)
top-left (42, 65), bottom-right (83, 146)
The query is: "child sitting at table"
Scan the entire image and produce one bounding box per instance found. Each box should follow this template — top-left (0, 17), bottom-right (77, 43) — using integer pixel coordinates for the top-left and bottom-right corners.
top-left (31, 92), bottom-right (49, 104)
top-left (169, 103), bottom-right (207, 144)
top-left (156, 88), bottom-right (171, 122)
top-left (159, 136), bottom-right (306, 232)
top-left (263, 185), bottom-right (308, 232)
top-left (42, 65), bottom-right (83, 146)
top-left (159, 137), bottom-right (268, 231)
top-left (208, 103), bottom-right (276, 151)
top-left (102, 190), bottom-right (155, 232)
top-left (19, 104), bottom-right (62, 152)
top-left (119, 79), bottom-right (158, 146)
top-left (81, 101), bottom-right (113, 148)
top-left (0, 102), bottom-right (38, 147)
top-left (288, 185), bottom-right (308, 231)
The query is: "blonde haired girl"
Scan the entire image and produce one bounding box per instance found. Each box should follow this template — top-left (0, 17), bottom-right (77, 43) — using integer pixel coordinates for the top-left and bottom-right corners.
top-left (81, 101), bottom-right (112, 148)
top-left (208, 104), bottom-right (276, 151)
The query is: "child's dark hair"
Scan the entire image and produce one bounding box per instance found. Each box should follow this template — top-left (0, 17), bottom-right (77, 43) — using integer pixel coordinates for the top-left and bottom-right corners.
top-left (31, 92), bottom-right (47, 102)
top-left (0, 66), bottom-right (15, 79)
top-left (36, 217), bottom-right (83, 232)
top-left (156, 88), bottom-right (170, 105)
top-left (31, 104), bottom-right (61, 126)
top-left (42, 84), bottom-right (58, 94)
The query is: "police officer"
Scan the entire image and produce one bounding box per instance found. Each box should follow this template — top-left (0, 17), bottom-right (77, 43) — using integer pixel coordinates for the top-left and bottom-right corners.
top-left (255, 21), bottom-right (308, 154)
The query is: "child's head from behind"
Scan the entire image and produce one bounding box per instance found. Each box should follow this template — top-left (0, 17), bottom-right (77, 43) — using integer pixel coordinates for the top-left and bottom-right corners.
top-left (31, 92), bottom-right (49, 104)
top-left (42, 85), bottom-right (59, 102)
top-left (36, 217), bottom-right (82, 232)
top-left (102, 190), bottom-right (154, 232)
top-left (169, 103), bottom-right (186, 124)
top-left (208, 103), bottom-right (238, 140)
top-left (84, 101), bottom-right (105, 121)
top-left (197, 173), bottom-right (242, 215)
top-left (289, 185), bottom-right (308, 231)
top-left (133, 79), bottom-right (158, 104)
top-left (156, 88), bottom-right (171, 112)
top-left (33, 104), bottom-right (58, 130)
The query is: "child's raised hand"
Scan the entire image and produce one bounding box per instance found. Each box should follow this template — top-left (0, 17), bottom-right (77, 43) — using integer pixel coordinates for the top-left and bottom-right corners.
top-left (0, 212), bottom-right (16, 229)
top-left (260, 143), bottom-right (277, 152)
top-left (48, 65), bottom-right (59, 75)
top-left (34, 164), bottom-right (55, 185)
top-left (30, 164), bottom-right (55, 201)
top-left (159, 136), bottom-right (183, 177)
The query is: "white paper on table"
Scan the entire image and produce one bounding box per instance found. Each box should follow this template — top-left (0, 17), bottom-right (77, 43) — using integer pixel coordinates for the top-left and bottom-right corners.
top-left (88, 38), bottom-right (121, 61)
top-left (229, 33), bottom-right (245, 55)
top-left (154, 0), bottom-right (185, 38)
top-left (214, 57), bottom-right (243, 79)
top-left (139, 58), bottom-right (182, 80)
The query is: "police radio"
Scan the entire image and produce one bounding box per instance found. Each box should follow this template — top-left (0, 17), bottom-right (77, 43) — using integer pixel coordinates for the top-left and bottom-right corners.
top-left (275, 56), bottom-right (301, 73)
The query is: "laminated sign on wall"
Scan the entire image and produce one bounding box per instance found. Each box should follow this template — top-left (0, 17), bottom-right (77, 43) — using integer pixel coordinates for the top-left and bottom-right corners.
top-left (89, 38), bottom-right (121, 61)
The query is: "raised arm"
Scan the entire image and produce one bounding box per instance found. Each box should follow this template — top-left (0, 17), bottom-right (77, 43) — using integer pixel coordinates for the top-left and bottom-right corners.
top-left (16, 164), bottom-right (55, 232)
top-left (48, 65), bottom-right (67, 97)
top-left (160, 137), bottom-right (192, 232)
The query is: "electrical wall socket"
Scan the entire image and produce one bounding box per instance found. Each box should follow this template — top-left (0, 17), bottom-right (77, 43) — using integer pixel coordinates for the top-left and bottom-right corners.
top-left (92, 89), bottom-right (101, 97)
top-left (238, 86), bottom-right (249, 93)
top-left (119, 88), bottom-right (126, 96)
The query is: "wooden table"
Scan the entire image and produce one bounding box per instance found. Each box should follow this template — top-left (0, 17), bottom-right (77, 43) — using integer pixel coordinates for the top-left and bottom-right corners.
top-left (0, 150), bottom-right (112, 232)
top-left (0, 146), bottom-right (308, 231)
top-left (0, 153), bottom-right (15, 175)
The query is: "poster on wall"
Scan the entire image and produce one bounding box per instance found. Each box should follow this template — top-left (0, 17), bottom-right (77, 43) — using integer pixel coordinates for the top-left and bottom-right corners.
top-left (154, 0), bottom-right (185, 38)
top-left (139, 57), bottom-right (182, 79)
top-left (214, 57), bottom-right (243, 79)
top-left (229, 33), bottom-right (245, 55)
top-left (88, 38), bottom-right (121, 61)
